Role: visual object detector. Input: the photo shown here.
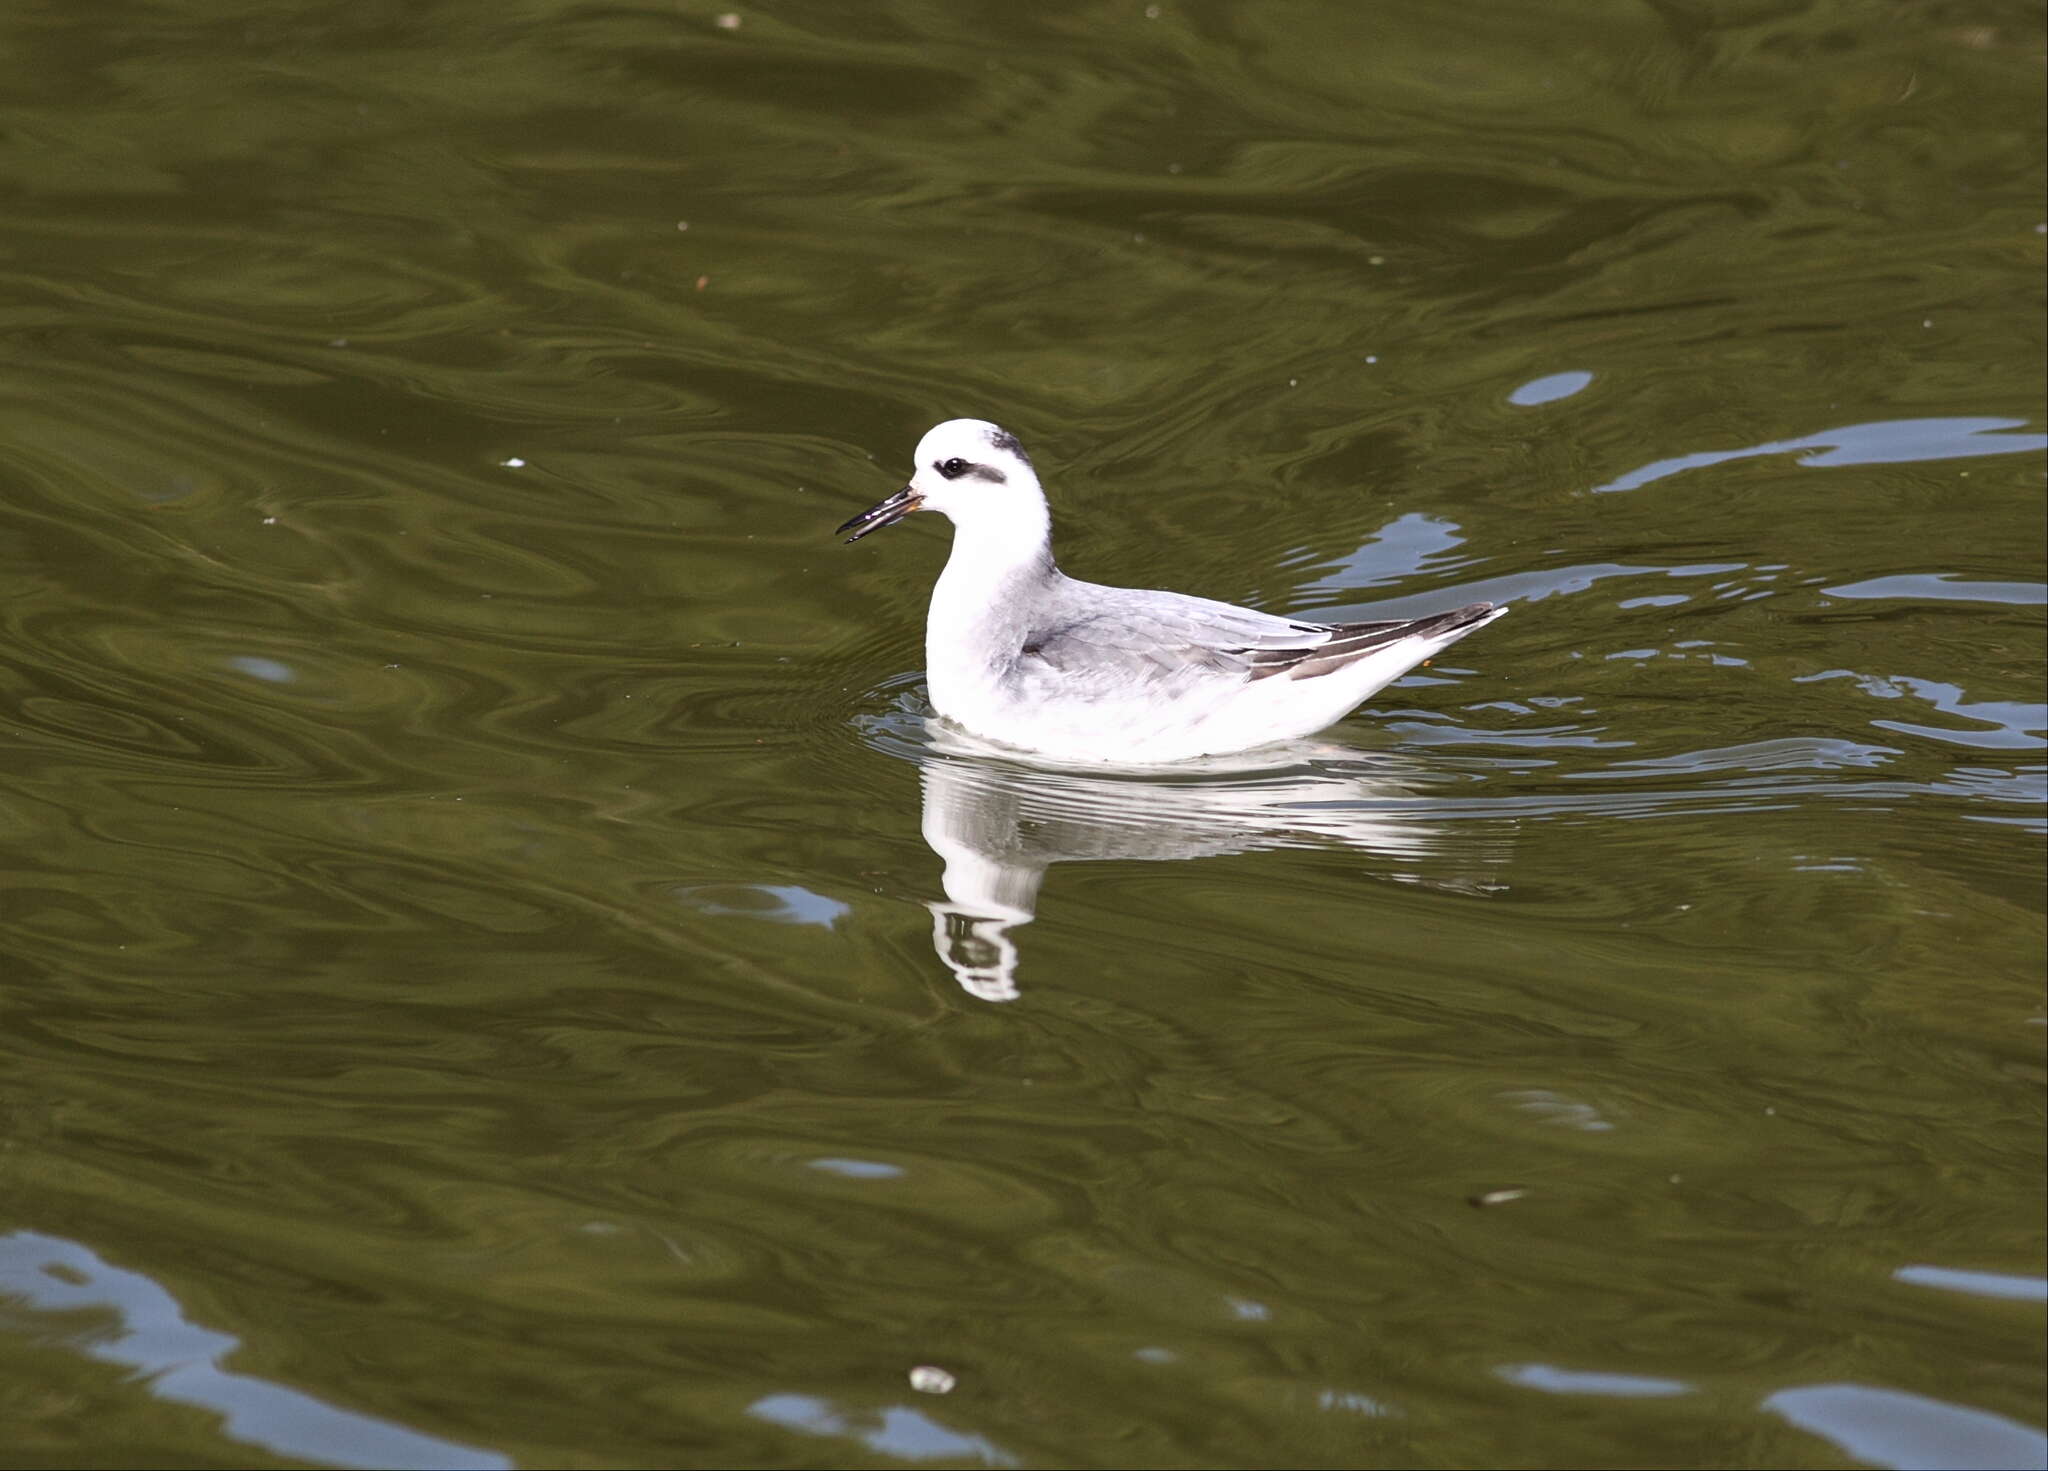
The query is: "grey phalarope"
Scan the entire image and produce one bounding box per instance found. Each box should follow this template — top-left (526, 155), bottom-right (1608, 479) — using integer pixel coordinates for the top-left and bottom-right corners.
top-left (838, 418), bottom-right (1507, 763)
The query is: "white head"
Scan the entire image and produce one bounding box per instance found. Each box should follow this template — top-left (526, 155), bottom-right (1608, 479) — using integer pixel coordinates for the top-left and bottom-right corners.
top-left (904, 418), bottom-right (1042, 520)
top-left (837, 418), bottom-right (1048, 545)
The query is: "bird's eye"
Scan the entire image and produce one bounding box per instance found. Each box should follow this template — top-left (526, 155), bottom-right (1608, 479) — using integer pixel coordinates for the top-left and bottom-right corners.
top-left (937, 457), bottom-right (970, 480)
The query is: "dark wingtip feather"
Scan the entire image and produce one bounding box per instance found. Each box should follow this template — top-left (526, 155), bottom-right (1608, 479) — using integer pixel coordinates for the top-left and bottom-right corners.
top-left (1247, 601), bottom-right (1505, 682)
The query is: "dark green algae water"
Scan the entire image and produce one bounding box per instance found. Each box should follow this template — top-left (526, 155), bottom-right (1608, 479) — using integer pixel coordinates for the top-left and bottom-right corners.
top-left (0, 2), bottom-right (2043, 1467)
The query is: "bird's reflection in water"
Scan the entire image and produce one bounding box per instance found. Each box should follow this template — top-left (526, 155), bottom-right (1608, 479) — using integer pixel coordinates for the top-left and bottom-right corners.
top-left (911, 721), bottom-right (1508, 1002)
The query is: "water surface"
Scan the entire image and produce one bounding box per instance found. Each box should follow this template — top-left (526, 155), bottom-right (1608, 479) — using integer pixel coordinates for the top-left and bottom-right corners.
top-left (1, 1), bottom-right (2042, 1467)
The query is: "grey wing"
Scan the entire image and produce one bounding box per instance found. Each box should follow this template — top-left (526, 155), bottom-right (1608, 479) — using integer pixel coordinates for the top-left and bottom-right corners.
top-left (1023, 584), bottom-right (1500, 689)
top-left (1020, 585), bottom-right (1336, 692)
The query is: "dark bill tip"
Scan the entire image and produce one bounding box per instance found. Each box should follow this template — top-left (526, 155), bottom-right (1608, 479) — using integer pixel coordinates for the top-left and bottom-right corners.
top-left (836, 486), bottom-right (921, 543)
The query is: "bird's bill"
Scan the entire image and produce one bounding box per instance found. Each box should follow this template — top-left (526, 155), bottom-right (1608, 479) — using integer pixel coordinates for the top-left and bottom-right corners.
top-left (836, 485), bottom-right (922, 543)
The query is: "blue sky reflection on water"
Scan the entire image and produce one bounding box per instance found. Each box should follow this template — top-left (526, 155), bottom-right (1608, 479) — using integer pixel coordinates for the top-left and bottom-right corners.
top-left (0, 1231), bottom-right (508, 1471)
top-left (1592, 416), bottom-right (2047, 494)
top-left (0, 0), bottom-right (2039, 1464)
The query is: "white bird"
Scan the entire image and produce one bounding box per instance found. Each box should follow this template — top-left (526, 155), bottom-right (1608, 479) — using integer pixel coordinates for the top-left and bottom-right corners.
top-left (838, 418), bottom-right (1508, 763)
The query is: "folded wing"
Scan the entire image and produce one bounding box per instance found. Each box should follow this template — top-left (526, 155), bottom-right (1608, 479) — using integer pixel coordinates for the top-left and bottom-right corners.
top-left (1022, 584), bottom-right (1498, 690)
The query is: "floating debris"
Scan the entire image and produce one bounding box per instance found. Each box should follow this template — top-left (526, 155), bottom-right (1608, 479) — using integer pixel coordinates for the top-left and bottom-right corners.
top-left (1469, 1188), bottom-right (1528, 1208)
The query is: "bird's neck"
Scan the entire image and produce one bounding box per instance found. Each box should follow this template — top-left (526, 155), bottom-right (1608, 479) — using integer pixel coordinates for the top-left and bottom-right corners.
top-left (935, 497), bottom-right (1057, 594)
top-left (927, 498), bottom-right (1059, 707)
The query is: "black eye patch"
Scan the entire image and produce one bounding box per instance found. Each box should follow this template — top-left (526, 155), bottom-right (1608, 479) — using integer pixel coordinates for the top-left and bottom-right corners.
top-left (934, 457), bottom-right (1007, 484)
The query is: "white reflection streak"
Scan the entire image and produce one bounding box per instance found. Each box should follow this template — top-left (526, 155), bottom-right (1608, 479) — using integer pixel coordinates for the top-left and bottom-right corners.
top-left (1496, 1362), bottom-right (1692, 1397)
top-left (0, 1231), bottom-right (509, 1471)
top-left (1893, 1264), bottom-right (2048, 1304)
top-left (916, 727), bottom-right (1497, 1001)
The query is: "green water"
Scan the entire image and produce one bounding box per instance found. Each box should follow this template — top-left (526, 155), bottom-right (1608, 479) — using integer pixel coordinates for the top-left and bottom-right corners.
top-left (1, 2), bottom-right (2043, 1467)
